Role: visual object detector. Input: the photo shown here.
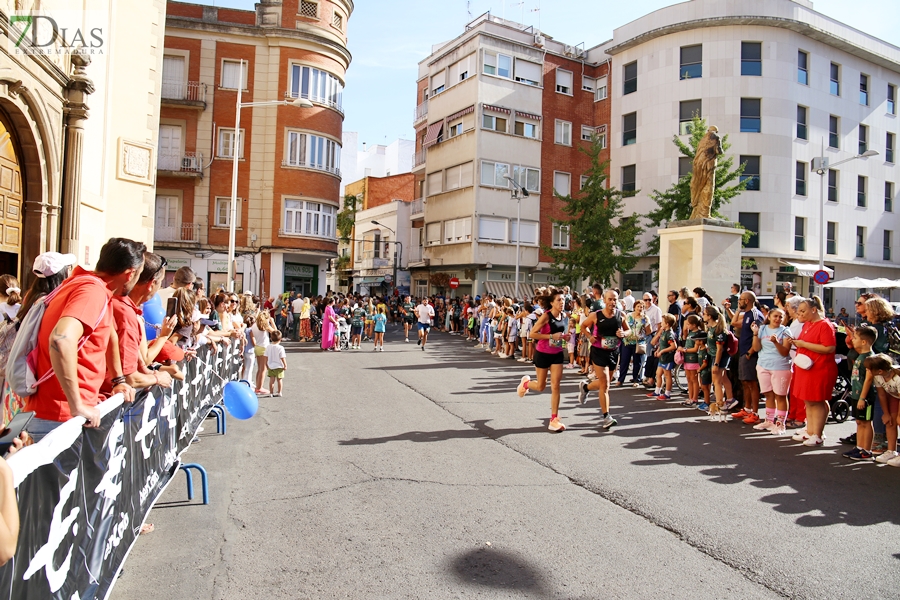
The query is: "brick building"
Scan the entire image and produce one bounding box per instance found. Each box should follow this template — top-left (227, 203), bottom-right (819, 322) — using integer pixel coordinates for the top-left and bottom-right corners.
top-left (156, 0), bottom-right (352, 296)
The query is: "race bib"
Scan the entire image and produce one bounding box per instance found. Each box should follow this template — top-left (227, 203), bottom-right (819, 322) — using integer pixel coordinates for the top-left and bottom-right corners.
top-left (601, 336), bottom-right (618, 350)
top-left (549, 337), bottom-right (565, 349)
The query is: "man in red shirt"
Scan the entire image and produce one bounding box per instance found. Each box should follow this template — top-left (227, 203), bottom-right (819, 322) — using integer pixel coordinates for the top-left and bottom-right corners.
top-left (25, 238), bottom-right (146, 441)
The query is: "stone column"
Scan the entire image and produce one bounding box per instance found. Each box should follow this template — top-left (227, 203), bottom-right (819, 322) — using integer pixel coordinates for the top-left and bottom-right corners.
top-left (60, 50), bottom-right (94, 255)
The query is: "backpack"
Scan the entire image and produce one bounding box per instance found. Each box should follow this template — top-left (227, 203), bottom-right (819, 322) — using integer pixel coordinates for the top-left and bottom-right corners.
top-left (0, 318), bottom-right (17, 376)
top-left (725, 329), bottom-right (739, 356)
top-left (7, 279), bottom-right (109, 397)
top-left (886, 317), bottom-right (900, 357)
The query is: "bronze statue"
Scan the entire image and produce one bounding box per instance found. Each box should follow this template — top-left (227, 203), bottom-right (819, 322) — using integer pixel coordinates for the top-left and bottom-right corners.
top-left (689, 126), bottom-right (724, 220)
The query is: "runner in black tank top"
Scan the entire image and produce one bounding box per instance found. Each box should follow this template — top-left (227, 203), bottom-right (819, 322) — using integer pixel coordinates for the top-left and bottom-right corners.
top-left (516, 290), bottom-right (568, 433)
top-left (578, 289), bottom-right (629, 430)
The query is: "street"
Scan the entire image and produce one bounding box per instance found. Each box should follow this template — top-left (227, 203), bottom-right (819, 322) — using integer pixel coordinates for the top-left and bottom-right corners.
top-left (116, 325), bottom-right (900, 599)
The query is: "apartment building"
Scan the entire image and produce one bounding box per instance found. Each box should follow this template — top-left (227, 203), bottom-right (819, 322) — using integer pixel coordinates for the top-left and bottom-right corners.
top-left (410, 13), bottom-right (610, 299)
top-left (600, 0), bottom-right (899, 309)
top-left (156, 0), bottom-right (351, 296)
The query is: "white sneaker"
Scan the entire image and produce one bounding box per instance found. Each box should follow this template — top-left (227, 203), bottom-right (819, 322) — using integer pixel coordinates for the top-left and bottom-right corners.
top-left (875, 450), bottom-right (898, 464)
top-left (517, 357), bottom-right (527, 362)
top-left (753, 420), bottom-right (775, 431)
top-left (405, 338), bottom-right (409, 343)
top-left (887, 453), bottom-right (900, 467)
top-left (548, 417), bottom-right (566, 433)
top-left (791, 429), bottom-right (809, 442)
top-left (517, 375), bottom-right (530, 397)
top-left (802, 435), bottom-right (823, 447)
top-left (577, 380), bottom-right (589, 405)
top-left (498, 353), bottom-right (507, 358)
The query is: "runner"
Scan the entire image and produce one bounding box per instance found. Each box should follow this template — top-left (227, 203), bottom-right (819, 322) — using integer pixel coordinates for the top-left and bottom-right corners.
top-left (416, 296), bottom-right (435, 350)
top-left (401, 295), bottom-right (415, 342)
top-left (516, 289), bottom-right (568, 433)
top-left (578, 289), bottom-right (629, 430)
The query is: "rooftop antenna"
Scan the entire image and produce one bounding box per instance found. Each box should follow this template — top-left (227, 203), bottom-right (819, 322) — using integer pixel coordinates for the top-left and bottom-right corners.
top-left (530, 1), bottom-right (541, 32)
top-left (467, 0), bottom-right (472, 20)
top-left (511, 1), bottom-right (525, 24)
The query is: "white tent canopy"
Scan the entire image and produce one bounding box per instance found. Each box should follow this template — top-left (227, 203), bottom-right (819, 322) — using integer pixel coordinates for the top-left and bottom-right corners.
top-left (823, 277), bottom-right (877, 289)
top-left (866, 278), bottom-right (900, 289)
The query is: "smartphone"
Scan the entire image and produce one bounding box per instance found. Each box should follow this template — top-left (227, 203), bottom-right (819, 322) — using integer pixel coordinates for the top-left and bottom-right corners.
top-left (0, 411), bottom-right (34, 454)
top-left (166, 297), bottom-right (179, 319)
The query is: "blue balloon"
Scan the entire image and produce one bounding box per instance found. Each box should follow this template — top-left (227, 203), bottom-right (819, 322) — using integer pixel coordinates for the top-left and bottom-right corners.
top-left (142, 293), bottom-right (165, 341)
top-left (223, 380), bottom-right (258, 420)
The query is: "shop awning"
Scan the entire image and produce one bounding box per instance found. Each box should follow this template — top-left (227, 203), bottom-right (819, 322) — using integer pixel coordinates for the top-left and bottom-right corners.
top-left (359, 276), bottom-right (386, 284)
top-left (423, 122), bottom-right (443, 148)
top-left (779, 261), bottom-right (834, 278)
top-left (483, 281), bottom-right (536, 300)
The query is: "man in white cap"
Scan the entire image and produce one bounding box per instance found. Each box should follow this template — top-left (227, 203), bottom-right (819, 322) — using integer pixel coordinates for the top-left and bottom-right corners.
top-left (32, 251), bottom-right (77, 279)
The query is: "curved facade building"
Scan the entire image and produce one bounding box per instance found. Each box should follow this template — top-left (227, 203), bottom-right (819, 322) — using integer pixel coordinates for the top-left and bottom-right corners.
top-left (158, 0), bottom-right (352, 295)
top-left (603, 0), bottom-right (899, 308)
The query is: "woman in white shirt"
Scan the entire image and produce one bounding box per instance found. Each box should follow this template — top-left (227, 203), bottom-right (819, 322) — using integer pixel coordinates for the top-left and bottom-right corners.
top-left (0, 275), bottom-right (21, 322)
top-left (251, 312), bottom-right (277, 394)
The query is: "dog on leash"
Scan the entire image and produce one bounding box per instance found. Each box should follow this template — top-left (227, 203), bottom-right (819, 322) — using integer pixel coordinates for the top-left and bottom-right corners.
top-left (708, 402), bottom-right (728, 422)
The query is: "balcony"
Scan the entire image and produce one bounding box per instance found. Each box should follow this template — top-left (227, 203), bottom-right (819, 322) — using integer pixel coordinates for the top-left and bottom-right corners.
top-left (410, 197), bottom-right (424, 218)
top-left (285, 91), bottom-right (344, 116)
top-left (355, 250), bottom-right (392, 271)
top-left (282, 158), bottom-right (341, 179)
top-left (413, 100), bottom-right (428, 125)
top-left (408, 245), bottom-right (424, 263)
top-left (412, 149), bottom-right (426, 170)
top-left (154, 223), bottom-right (200, 244)
top-left (161, 80), bottom-right (207, 109)
top-left (157, 152), bottom-right (203, 177)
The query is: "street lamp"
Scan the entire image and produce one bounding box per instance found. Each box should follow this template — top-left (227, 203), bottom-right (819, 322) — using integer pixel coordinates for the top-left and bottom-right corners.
top-left (371, 220), bottom-right (402, 297)
top-left (812, 141), bottom-right (878, 297)
top-left (503, 175), bottom-right (529, 300)
top-left (226, 59), bottom-right (313, 293)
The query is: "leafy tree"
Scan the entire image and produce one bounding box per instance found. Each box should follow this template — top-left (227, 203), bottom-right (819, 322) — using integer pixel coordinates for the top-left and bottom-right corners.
top-left (336, 193), bottom-right (360, 243)
top-left (544, 136), bottom-right (644, 287)
top-left (644, 115), bottom-right (750, 258)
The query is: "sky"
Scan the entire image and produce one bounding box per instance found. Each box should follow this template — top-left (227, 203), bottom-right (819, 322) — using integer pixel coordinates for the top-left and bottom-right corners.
top-left (193, 0), bottom-right (900, 150)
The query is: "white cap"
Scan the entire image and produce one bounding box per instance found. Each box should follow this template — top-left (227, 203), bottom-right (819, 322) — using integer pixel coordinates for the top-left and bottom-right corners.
top-left (32, 252), bottom-right (77, 278)
top-left (243, 290), bottom-right (253, 295)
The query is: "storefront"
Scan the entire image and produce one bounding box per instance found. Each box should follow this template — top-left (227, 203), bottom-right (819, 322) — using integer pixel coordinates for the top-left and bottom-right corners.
top-left (284, 262), bottom-right (318, 297)
top-left (157, 254), bottom-right (245, 294)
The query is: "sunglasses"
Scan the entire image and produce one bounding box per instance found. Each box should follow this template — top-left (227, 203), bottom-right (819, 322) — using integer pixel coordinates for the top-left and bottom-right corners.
top-left (855, 301), bottom-right (864, 306)
top-left (643, 299), bottom-right (651, 302)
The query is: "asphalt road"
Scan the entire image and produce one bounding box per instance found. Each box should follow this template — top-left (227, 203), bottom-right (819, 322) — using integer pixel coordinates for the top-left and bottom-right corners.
top-left (116, 325), bottom-right (900, 599)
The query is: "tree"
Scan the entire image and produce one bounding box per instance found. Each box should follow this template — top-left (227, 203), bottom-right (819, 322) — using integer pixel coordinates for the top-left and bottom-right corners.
top-left (544, 136), bottom-right (644, 287)
top-left (644, 115), bottom-right (749, 257)
top-left (336, 193), bottom-right (360, 243)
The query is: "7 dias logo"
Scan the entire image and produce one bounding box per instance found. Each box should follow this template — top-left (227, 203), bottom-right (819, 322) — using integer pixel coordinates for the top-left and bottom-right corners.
top-left (7, 11), bottom-right (105, 56)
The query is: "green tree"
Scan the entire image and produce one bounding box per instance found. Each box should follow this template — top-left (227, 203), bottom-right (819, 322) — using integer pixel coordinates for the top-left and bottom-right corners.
top-left (544, 137), bottom-right (644, 287)
top-left (336, 193), bottom-right (360, 243)
top-left (644, 115), bottom-right (749, 258)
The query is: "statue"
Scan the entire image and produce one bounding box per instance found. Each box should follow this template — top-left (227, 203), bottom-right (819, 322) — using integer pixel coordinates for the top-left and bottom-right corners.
top-left (689, 126), bottom-right (724, 220)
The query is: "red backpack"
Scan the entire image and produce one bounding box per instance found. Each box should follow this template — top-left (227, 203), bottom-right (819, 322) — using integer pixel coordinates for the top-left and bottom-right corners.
top-left (725, 330), bottom-right (739, 356)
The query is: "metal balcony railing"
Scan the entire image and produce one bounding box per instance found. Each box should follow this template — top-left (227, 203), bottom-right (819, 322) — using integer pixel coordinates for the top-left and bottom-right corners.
top-left (408, 245), bottom-right (423, 262)
top-left (155, 222), bottom-right (200, 243)
top-left (414, 100), bottom-right (428, 124)
top-left (161, 80), bottom-right (207, 103)
top-left (157, 152), bottom-right (203, 173)
top-left (282, 158), bottom-right (341, 177)
top-left (410, 197), bottom-right (424, 217)
top-left (413, 149), bottom-right (426, 168)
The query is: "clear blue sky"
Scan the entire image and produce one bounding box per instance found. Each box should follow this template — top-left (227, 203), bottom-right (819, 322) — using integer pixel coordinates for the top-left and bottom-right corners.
top-left (192, 1), bottom-right (900, 149)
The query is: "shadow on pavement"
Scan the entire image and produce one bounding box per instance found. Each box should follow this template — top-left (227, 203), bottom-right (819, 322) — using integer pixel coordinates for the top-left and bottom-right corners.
top-left (448, 547), bottom-right (548, 595)
top-left (339, 419), bottom-right (547, 446)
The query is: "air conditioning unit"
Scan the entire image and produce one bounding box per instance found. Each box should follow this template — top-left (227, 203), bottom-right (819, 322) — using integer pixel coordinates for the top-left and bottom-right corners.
top-left (534, 34), bottom-right (545, 48)
top-left (575, 47), bottom-right (585, 58)
top-left (564, 45), bottom-right (575, 57)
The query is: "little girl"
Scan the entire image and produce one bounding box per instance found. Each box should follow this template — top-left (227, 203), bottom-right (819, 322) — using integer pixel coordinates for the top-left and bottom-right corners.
top-left (678, 314), bottom-right (703, 406)
top-left (265, 330), bottom-right (287, 397)
top-left (505, 307), bottom-right (519, 359)
top-left (373, 305), bottom-right (387, 351)
top-left (566, 315), bottom-right (579, 369)
top-left (696, 337), bottom-right (712, 410)
top-left (648, 313), bottom-right (678, 400)
top-left (867, 354), bottom-right (900, 465)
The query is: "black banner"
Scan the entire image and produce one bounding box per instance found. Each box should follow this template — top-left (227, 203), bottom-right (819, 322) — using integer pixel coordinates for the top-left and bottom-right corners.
top-left (0, 342), bottom-right (241, 599)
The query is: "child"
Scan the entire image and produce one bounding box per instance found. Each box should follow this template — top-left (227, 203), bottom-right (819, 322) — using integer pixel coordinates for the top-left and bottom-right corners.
top-left (265, 330), bottom-right (287, 397)
top-left (506, 307), bottom-right (519, 359)
top-left (678, 314), bottom-right (703, 406)
top-left (867, 354), bottom-right (900, 465)
top-left (842, 326), bottom-right (878, 460)
top-left (373, 305), bottom-right (387, 351)
top-left (647, 313), bottom-right (678, 400)
top-left (566, 315), bottom-right (579, 369)
top-left (696, 337), bottom-right (712, 410)
top-left (493, 312), bottom-right (507, 357)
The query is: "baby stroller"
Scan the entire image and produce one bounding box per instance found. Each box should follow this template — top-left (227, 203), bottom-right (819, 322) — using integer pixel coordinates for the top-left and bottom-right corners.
top-left (309, 315), bottom-right (322, 345)
top-left (829, 354), bottom-right (851, 423)
top-left (337, 316), bottom-right (351, 351)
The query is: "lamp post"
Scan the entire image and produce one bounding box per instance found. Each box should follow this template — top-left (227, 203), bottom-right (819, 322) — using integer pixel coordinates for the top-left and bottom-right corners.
top-left (503, 175), bottom-right (529, 300)
top-left (227, 59), bottom-right (313, 293)
top-left (812, 141), bottom-right (878, 297)
top-left (371, 220), bottom-right (402, 297)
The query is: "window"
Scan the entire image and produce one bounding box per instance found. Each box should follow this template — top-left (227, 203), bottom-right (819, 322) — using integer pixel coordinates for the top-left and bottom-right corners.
top-left (579, 175), bottom-right (589, 189)
top-left (860, 73), bottom-right (869, 106)
top-left (798, 50), bottom-right (809, 85)
top-left (580, 125), bottom-right (596, 141)
top-left (512, 165), bottom-right (540, 192)
top-left (483, 113), bottom-right (507, 133)
top-left (622, 165), bottom-right (636, 192)
top-left (373, 231), bottom-right (382, 259)
top-left (299, 0), bottom-right (318, 18)
top-left (795, 161), bottom-right (807, 196)
top-left (887, 132), bottom-right (895, 163)
top-left (856, 226), bottom-right (866, 258)
top-left (740, 98), bottom-right (761, 132)
top-left (885, 230), bottom-right (893, 261)
top-left (217, 127), bottom-right (244, 159)
top-left (431, 70), bottom-right (446, 95)
top-left (623, 61), bottom-right (637, 95)
top-left (480, 161), bottom-right (509, 187)
top-left (155, 195), bottom-right (178, 231)
top-left (738, 212), bottom-right (759, 248)
top-left (509, 221), bottom-right (538, 245)
top-left (830, 62), bottom-right (840, 96)
top-left (859, 124), bottom-right (868, 154)
top-left (290, 64), bottom-right (343, 109)
top-left (427, 170), bottom-right (443, 195)
top-left (515, 121), bottom-right (538, 138)
top-left (595, 76), bottom-right (608, 101)
top-left (555, 120), bottom-right (572, 145)
top-left (444, 162), bottom-right (474, 191)
top-left (678, 157), bottom-right (692, 178)
top-left (514, 59), bottom-right (541, 86)
top-left (679, 100), bottom-right (701, 135)
top-left (741, 42), bottom-right (762, 76)
top-left (794, 217), bottom-right (806, 251)
top-left (858, 175), bottom-right (867, 207)
top-left (214, 197), bottom-right (242, 227)
top-left (283, 199), bottom-right (336, 238)
top-left (887, 182), bottom-right (895, 212)
top-left (484, 51), bottom-right (512, 78)
top-left (556, 69), bottom-right (573, 94)
top-left (332, 11), bottom-right (342, 30)
top-left (161, 55), bottom-right (186, 99)
top-left (597, 130), bottom-right (607, 149)
top-left (828, 169), bottom-right (838, 202)
top-left (478, 217), bottom-right (506, 242)
top-left (623, 112), bottom-right (637, 145)
top-left (827, 222), bottom-right (837, 254)
top-left (740, 156), bottom-right (760, 191)
top-left (444, 217), bottom-right (472, 243)
top-left (221, 59), bottom-right (248, 89)
top-left (582, 76), bottom-right (596, 93)
top-left (797, 105), bottom-right (808, 140)
top-left (553, 171), bottom-right (571, 196)
top-left (448, 121), bottom-right (463, 138)
top-left (552, 223), bottom-right (570, 249)
top-left (829, 115), bottom-right (840, 149)
top-left (889, 84), bottom-right (896, 115)
top-left (285, 131), bottom-right (341, 174)
top-left (449, 54), bottom-right (475, 84)
top-left (680, 45), bottom-right (702, 79)
top-left (425, 222), bottom-right (442, 246)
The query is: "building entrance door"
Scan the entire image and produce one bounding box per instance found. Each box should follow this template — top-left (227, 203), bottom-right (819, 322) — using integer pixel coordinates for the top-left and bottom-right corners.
top-left (0, 116), bottom-right (24, 278)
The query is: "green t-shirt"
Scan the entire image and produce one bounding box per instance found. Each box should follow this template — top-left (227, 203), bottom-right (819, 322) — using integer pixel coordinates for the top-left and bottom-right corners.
top-left (590, 299), bottom-right (604, 312)
top-left (698, 347), bottom-right (710, 374)
top-left (706, 329), bottom-right (726, 360)
top-left (684, 331), bottom-right (702, 364)
top-left (351, 308), bottom-right (366, 328)
top-left (851, 349), bottom-right (877, 402)
top-left (658, 329), bottom-right (675, 363)
top-left (402, 303), bottom-right (415, 320)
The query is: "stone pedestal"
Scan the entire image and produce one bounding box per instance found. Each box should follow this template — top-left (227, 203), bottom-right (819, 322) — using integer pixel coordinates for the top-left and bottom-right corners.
top-left (658, 218), bottom-right (743, 311)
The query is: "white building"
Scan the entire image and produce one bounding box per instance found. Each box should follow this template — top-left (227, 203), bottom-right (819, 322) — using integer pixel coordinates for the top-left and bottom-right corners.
top-left (340, 132), bottom-right (414, 194)
top-left (353, 200), bottom-right (412, 296)
top-left (599, 0), bottom-right (899, 310)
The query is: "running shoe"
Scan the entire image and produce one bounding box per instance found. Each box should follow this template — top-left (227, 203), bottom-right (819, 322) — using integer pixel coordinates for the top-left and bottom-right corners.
top-left (843, 447), bottom-right (862, 459)
top-left (875, 450), bottom-right (898, 464)
top-left (578, 380), bottom-right (589, 405)
top-left (731, 409), bottom-right (750, 420)
top-left (548, 417), bottom-right (566, 433)
top-left (697, 402), bottom-right (710, 411)
top-left (802, 435), bottom-right (823, 447)
top-left (887, 453), bottom-right (900, 467)
top-left (850, 449), bottom-right (874, 461)
top-left (839, 433), bottom-right (857, 445)
top-left (742, 413), bottom-right (761, 425)
top-left (517, 357), bottom-right (527, 362)
top-left (601, 415), bottom-right (617, 430)
top-left (724, 399), bottom-right (740, 411)
top-left (421, 345), bottom-right (425, 351)
top-left (498, 353), bottom-right (507, 358)
top-left (752, 420), bottom-right (774, 431)
top-left (646, 391), bottom-right (659, 398)
top-left (791, 429), bottom-right (809, 442)
top-left (417, 339), bottom-right (421, 345)
top-left (657, 393), bottom-right (671, 401)
top-left (517, 376), bottom-right (531, 397)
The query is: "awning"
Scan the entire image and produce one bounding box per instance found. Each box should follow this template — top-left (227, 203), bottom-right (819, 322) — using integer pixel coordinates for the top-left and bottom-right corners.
top-left (423, 122), bottom-right (443, 148)
top-left (446, 105), bottom-right (474, 122)
top-left (483, 281), bottom-right (536, 300)
top-left (515, 110), bottom-right (542, 121)
top-left (483, 103), bottom-right (511, 115)
top-left (779, 261), bottom-right (834, 278)
top-left (359, 276), bottom-right (386, 284)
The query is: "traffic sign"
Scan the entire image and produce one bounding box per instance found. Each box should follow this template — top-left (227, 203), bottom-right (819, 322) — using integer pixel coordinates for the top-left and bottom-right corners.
top-left (449, 277), bottom-right (459, 289)
top-left (813, 270), bottom-right (830, 285)
top-left (384, 274), bottom-right (393, 283)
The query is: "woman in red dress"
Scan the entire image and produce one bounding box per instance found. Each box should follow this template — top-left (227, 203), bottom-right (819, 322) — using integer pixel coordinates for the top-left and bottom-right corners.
top-left (790, 296), bottom-right (837, 446)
